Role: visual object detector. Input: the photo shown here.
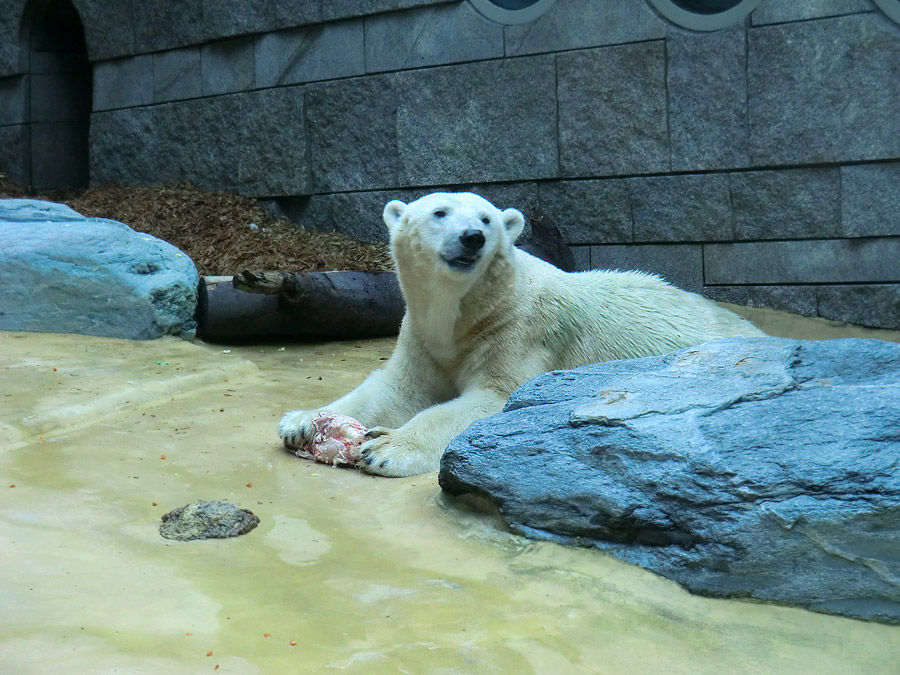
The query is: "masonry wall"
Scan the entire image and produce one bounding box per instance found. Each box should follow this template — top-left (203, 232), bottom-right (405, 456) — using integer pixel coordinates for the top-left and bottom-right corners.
top-left (1, 0), bottom-right (899, 329)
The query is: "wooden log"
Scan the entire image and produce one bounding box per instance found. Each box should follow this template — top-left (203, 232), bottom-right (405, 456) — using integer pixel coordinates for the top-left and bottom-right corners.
top-left (197, 271), bottom-right (405, 342)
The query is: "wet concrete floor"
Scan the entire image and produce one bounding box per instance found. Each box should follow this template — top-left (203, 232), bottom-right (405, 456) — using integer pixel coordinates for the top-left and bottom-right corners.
top-left (2, 307), bottom-right (899, 673)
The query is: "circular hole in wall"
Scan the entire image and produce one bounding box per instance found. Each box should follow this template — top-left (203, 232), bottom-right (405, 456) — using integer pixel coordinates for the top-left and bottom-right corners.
top-left (469, 0), bottom-right (556, 25)
top-left (872, 0), bottom-right (900, 25)
top-left (647, 0), bottom-right (762, 31)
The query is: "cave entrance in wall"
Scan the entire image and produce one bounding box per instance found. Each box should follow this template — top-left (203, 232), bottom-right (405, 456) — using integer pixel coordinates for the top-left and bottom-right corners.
top-left (22, 0), bottom-right (91, 191)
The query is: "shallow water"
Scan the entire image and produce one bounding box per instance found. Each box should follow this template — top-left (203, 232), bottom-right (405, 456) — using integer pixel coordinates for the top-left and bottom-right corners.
top-left (2, 309), bottom-right (899, 673)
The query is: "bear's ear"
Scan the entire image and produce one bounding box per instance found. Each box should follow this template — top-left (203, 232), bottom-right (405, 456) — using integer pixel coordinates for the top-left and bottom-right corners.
top-left (501, 208), bottom-right (525, 242)
top-left (383, 200), bottom-right (407, 233)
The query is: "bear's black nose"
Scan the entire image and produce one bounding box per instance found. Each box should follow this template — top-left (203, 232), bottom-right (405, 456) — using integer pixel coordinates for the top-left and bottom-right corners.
top-left (459, 229), bottom-right (485, 251)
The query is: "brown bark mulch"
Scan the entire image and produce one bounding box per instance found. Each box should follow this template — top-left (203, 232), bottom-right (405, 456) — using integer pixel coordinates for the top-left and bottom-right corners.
top-left (0, 175), bottom-right (392, 276)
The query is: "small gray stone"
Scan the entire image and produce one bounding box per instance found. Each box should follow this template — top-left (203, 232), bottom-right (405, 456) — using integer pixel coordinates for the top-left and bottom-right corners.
top-left (730, 168), bottom-right (842, 240)
top-left (0, 199), bottom-right (198, 340)
top-left (160, 500), bottom-right (259, 541)
top-left (365, 2), bottom-right (503, 73)
top-left (440, 337), bottom-right (900, 624)
top-left (558, 42), bottom-right (668, 177)
top-left (630, 174), bottom-right (732, 242)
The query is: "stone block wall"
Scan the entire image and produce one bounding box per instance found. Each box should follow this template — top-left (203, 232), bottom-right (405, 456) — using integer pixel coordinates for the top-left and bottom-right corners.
top-left (1, 0), bottom-right (899, 328)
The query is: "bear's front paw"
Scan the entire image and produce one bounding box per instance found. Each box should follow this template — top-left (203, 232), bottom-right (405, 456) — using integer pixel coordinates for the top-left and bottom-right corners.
top-left (359, 429), bottom-right (437, 477)
top-left (278, 410), bottom-right (317, 450)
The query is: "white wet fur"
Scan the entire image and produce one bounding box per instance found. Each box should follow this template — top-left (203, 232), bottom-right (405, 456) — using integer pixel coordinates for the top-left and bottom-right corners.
top-left (278, 192), bottom-right (763, 477)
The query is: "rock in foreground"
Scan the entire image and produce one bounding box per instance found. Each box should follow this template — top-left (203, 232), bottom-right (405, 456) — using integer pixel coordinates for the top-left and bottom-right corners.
top-left (160, 500), bottom-right (259, 541)
top-left (439, 337), bottom-right (900, 624)
top-left (0, 199), bottom-right (198, 339)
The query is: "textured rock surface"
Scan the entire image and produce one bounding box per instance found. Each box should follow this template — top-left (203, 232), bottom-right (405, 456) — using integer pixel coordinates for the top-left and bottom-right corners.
top-left (159, 500), bottom-right (259, 541)
top-left (0, 199), bottom-right (198, 339)
top-left (440, 337), bottom-right (900, 624)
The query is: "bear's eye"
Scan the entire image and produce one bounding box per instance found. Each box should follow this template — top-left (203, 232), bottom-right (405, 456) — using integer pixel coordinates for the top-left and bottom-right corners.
top-left (434, 210), bottom-right (447, 218)
top-left (481, 216), bottom-right (491, 225)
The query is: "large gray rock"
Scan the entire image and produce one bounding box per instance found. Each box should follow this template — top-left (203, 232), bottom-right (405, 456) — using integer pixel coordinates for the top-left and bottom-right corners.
top-left (439, 337), bottom-right (900, 624)
top-left (0, 199), bottom-right (198, 339)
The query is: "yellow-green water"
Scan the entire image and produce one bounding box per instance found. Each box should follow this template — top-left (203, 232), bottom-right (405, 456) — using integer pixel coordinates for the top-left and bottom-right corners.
top-left (1, 307), bottom-right (899, 673)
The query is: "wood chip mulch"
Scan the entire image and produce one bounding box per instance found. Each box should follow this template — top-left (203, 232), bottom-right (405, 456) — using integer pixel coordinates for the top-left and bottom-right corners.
top-left (0, 176), bottom-right (393, 276)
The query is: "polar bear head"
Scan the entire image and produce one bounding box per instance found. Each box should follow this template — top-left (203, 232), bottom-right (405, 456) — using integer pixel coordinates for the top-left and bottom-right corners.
top-left (383, 192), bottom-right (525, 280)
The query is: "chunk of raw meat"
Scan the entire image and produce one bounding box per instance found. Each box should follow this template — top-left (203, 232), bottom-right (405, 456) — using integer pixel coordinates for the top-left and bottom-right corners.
top-left (293, 412), bottom-right (368, 467)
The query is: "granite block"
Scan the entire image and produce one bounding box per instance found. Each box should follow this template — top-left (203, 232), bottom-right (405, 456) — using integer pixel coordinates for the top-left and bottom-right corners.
top-left (305, 73), bottom-right (401, 192)
top-left (255, 21), bottom-right (365, 87)
top-left (816, 284), bottom-right (900, 330)
top-left (90, 107), bottom-right (170, 186)
top-left (153, 47), bottom-right (202, 102)
top-left (0, 0), bottom-right (21, 77)
top-left (702, 285), bottom-right (819, 317)
top-left (154, 96), bottom-right (244, 192)
top-left (365, 2), bottom-right (503, 73)
top-left (730, 168), bottom-right (842, 240)
top-left (630, 174), bottom-right (733, 242)
top-left (704, 238), bottom-right (900, 285)
top-left (74, 0), bottom-right (136, 61)
top-left (323, 0), bottom-right (457, 21)
top-left (0, 123), bottom-right (29, 186)
top-left (396, 56), bottom-right (558, 186)
top-left (93, 56), bottom-right (154, 111)
top-left (668, 24), bottom-right (750, 172)
top-left (841, 163), bottom-right (900, 237)
top-left (590, 243), bottom-right (704, 292)
top-left (539, 179), bottom-right (632, 245)
top-left (238, 87), bottom-right (311, 197)
top-left (201, 37), bottom-right (255, 95)
top-left (752, 0), bottom-right (872, 25)
top-left (505, 0), bottom-right (665, 57)
top-left (202, 0), bottom-right (321, 39)
top-left (558, 41), bottom-right (668, 177)
top-left (293, 188), bottom-right (423, 243)
top-left (133, 0), bottom-right (204, 53)
top-left (0, 75), bottom-right (26, 125)
top-left (748, 14), bottom-right (900, 165)
top-left (570, 245), bottom-right (590, 272)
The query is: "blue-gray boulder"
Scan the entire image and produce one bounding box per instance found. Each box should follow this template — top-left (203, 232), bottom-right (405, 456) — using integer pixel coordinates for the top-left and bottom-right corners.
top-left (439, 337), bottom-right (900, 624)
top-left (0, 199), bottom-right (198, 339)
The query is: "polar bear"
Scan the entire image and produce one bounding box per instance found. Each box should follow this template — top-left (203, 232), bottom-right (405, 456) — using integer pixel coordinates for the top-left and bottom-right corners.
top-left (279, 192), bottom-right (763, 477)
